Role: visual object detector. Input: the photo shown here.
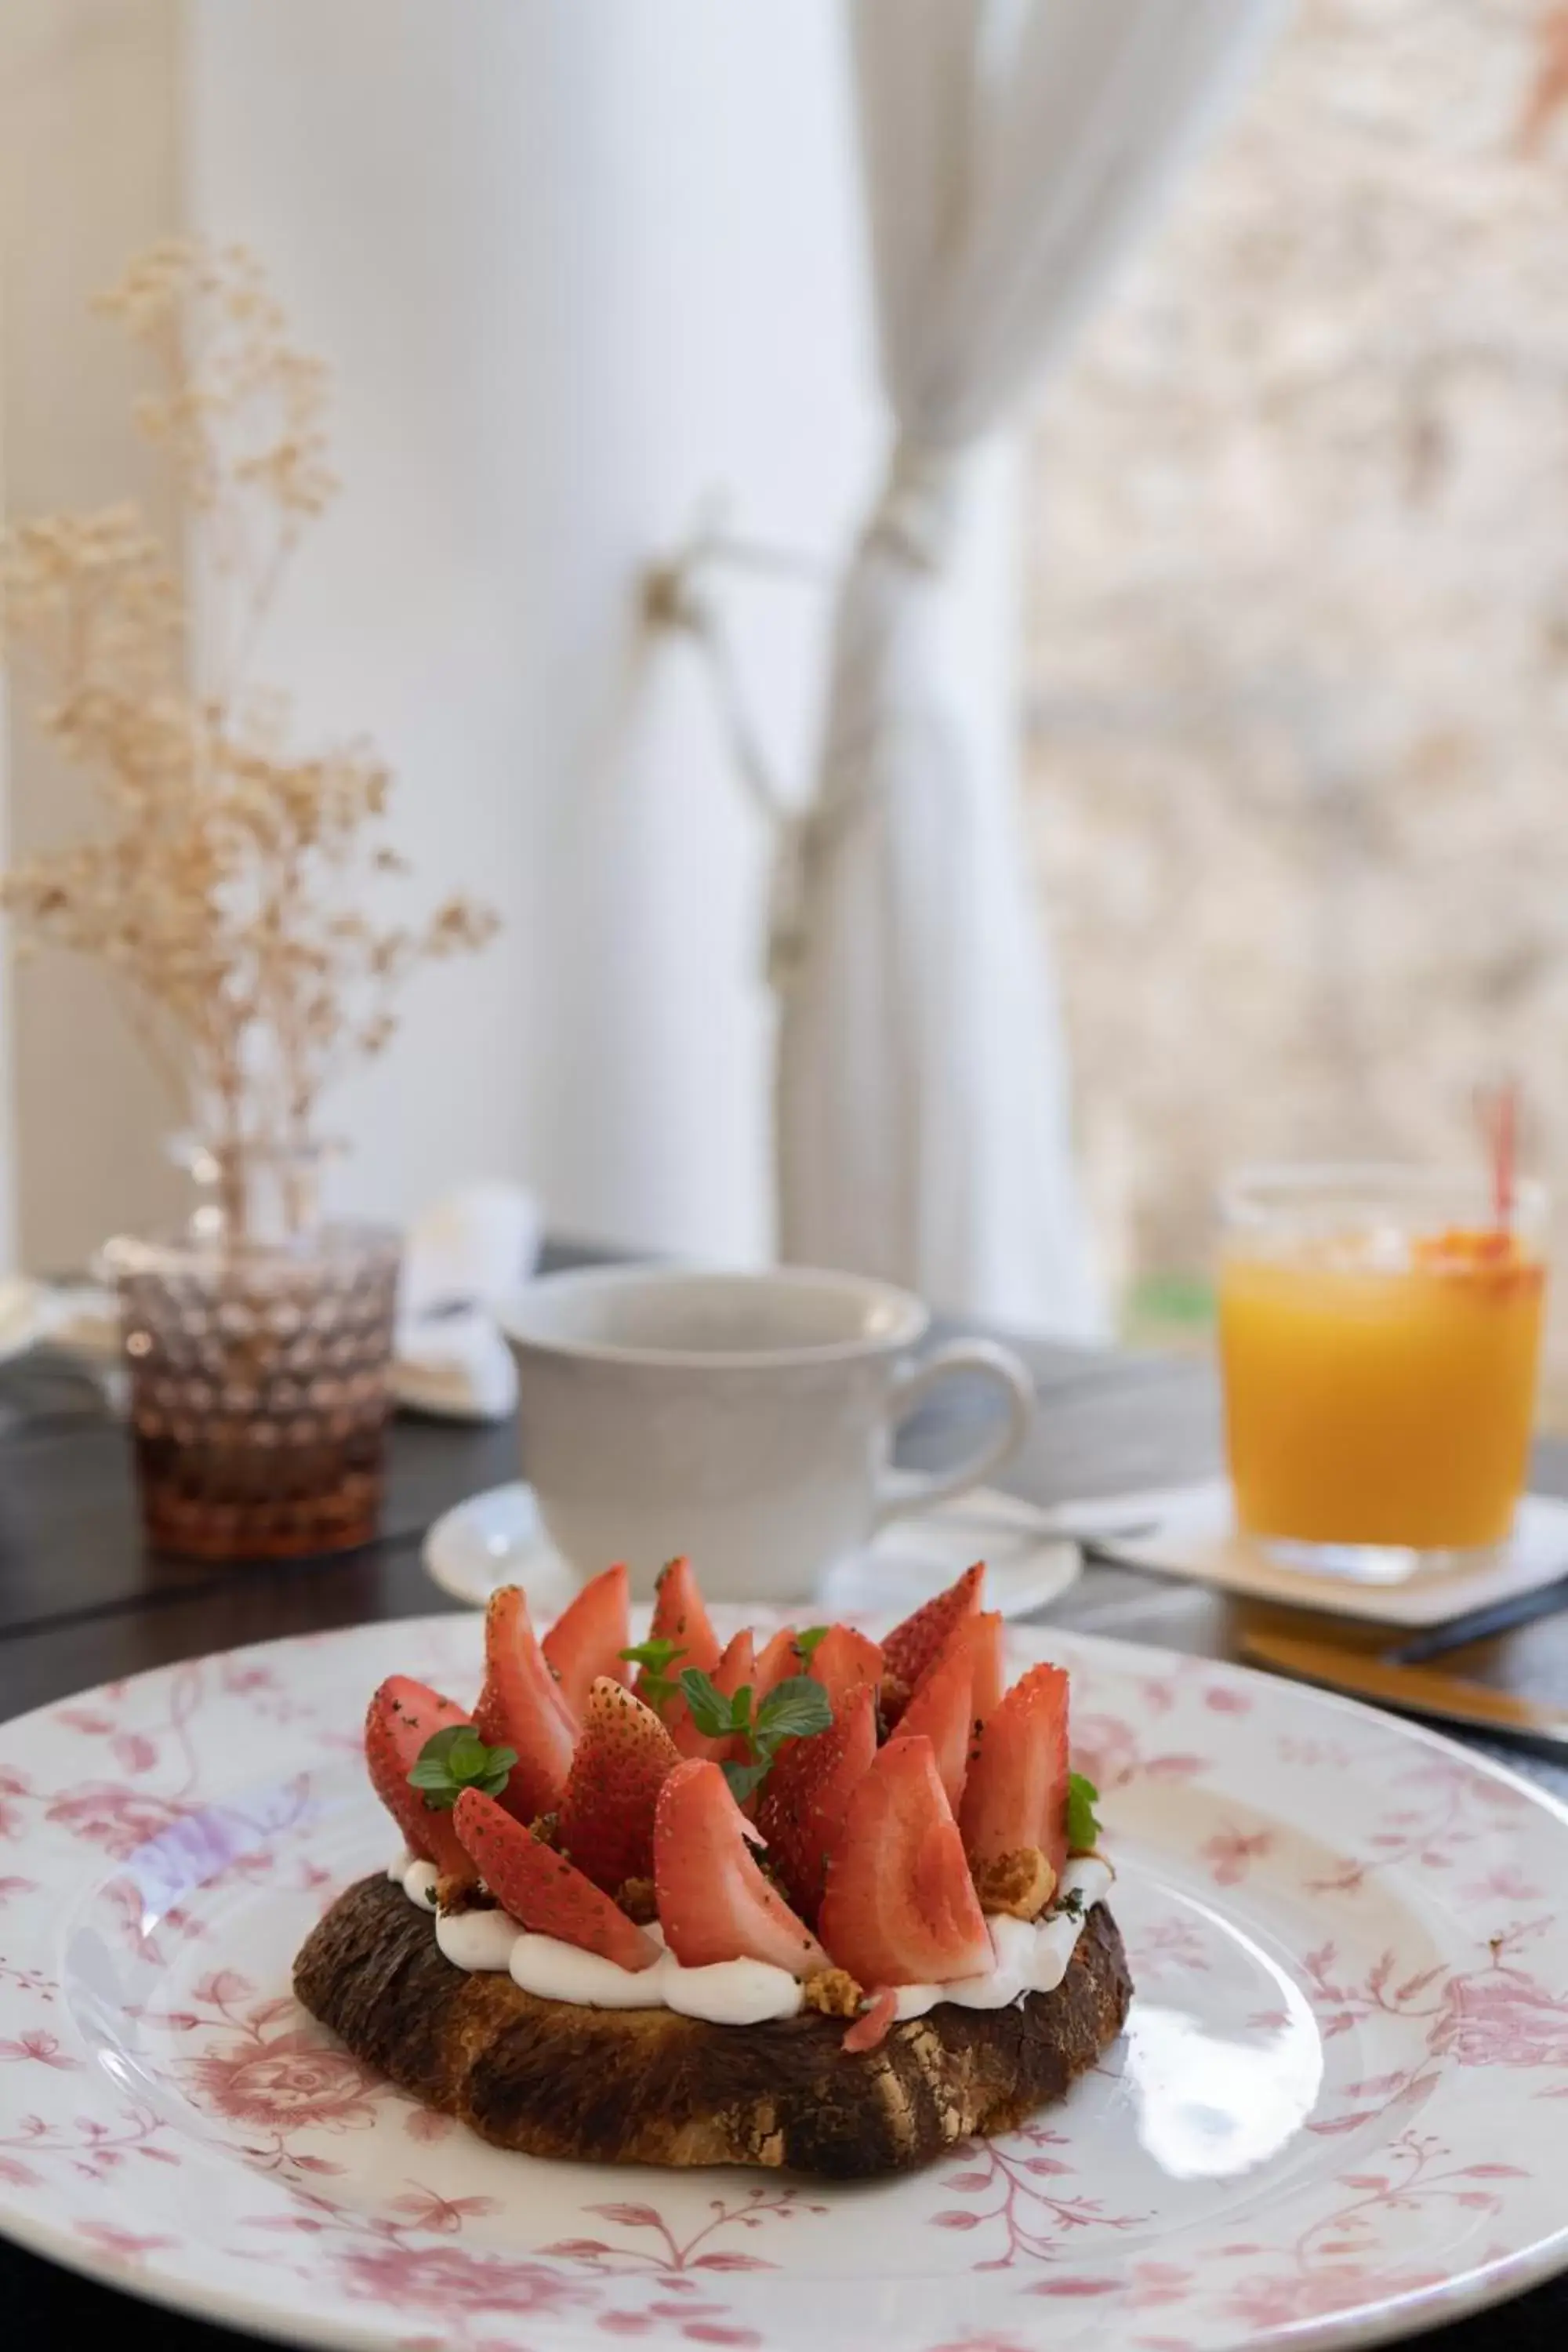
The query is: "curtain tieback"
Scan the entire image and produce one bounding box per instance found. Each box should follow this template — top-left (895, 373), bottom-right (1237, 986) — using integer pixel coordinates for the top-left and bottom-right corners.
top-left (862, 434), bottom-right (967, 572)
top-left (769, 438), bottom-right (970, 987)
top-left (638, 445), bottom-right (965, 997)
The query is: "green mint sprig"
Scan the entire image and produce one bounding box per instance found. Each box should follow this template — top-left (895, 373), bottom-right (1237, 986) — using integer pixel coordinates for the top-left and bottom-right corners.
top-left (793, 1626), bottom-right (830, 1665)
top-left (1066, 1770), bottom-right (1102, 1855)
top-left (619, 1637), bottom-right (687, 1709)
top-left (679, 1668), bottom-right (832, 1804)
top-left (408, 1724), bottom-right (517, 1813)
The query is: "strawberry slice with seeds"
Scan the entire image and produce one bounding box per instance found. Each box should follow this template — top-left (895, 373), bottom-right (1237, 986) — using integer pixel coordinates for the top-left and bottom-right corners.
top-left (881, 1563), bottom-right (985, 1694)
top-left (654, 1759), bottom-right (829, 1977)
top-left (640, 1556), bottom-right (723, 1736)
top-left (808, 1625), bottom-right (883, 1719)
top-left (453, 1788), bottom-right (659, 1970)
top-left (945, 1609), bottom-right (1005, 1728)
top-left (752, 1624), bottom-right (802, 1704)
top-left (932, 1609), bottom-right (1005, 1767)
top-left (543, 1564), bottom-right (632, 1717)
top-left (959, 1661), bottom-right (1070, 1881)
top-left (365, 1676), bottom-right (475, 1878)
top-left (818, 1734), bottom-right (992, 1987)
top-left (556, 1676), bottom-right (683, 1890)
top-left (673, 1628), bottom-right (755, 1761)
top-left (474, 1585), bottom-right (579, 1823)
top-left (646, 1555), bottom-right (722, 1675)
top-left (889, 1639), bottom-right (974, 1812)
top-left (754, 1682), bottom-right (877, 1919)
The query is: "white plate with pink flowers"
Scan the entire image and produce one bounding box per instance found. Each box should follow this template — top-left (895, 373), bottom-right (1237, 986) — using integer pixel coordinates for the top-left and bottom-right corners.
top-left (2, 1612), bottom-right (1567, 2352)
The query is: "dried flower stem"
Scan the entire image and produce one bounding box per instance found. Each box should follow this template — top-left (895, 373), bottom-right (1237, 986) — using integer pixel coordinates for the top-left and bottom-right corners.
top-left (0, 241), bottom-right (497, 1239)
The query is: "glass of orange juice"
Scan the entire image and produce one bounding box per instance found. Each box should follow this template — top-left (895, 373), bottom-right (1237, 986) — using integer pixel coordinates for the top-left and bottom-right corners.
top-left (1218, 1167), bottom-right (1548, 1582)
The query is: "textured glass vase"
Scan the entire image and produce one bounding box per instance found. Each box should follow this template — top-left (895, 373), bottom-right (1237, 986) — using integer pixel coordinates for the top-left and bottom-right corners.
top-left (104, 1145), bottom-right (401, 1562)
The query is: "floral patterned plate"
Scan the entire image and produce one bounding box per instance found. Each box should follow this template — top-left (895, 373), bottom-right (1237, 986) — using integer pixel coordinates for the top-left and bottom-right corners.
top-left (2, 1613), bottom-right (1566, 2352)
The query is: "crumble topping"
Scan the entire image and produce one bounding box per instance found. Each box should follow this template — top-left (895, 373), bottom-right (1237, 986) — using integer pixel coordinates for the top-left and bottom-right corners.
top-left (436, 1873), bottom-right (497, 1914)
top-left (804, 1966), bottom-right (865, 2019)
top-left (617, 1875), bottom-right (659, 1926)
top-left (972, 1846), bottom-right (1056, 1922)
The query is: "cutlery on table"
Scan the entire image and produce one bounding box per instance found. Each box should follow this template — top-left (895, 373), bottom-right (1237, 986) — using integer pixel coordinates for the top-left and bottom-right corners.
top-left (1240, 1627), bottom-right (1568, 1759)
top-left (1390, 1566), bottom-right (1568, 1660)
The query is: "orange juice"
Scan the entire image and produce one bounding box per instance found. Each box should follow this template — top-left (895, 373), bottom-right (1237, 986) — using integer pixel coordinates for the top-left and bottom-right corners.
top-left (1220, 1218), bottom-right (1545, 1554)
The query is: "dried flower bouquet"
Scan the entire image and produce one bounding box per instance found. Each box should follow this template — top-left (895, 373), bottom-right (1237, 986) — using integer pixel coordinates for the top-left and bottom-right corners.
top-left (0, 240), bottom-right (496, 1240)
top-left (0, 242), bottom-right (499, 1559)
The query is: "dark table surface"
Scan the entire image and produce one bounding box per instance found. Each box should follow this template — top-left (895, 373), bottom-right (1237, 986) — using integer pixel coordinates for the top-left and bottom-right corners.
top-left (2, 1287), bottom-right (1566, 2349)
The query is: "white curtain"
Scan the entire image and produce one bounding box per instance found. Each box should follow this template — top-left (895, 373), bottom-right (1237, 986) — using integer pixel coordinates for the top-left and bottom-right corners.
top-left (775, 0), bottom-right (1287, 1334)
top-left (184, 0), bottom-right (877, 1269)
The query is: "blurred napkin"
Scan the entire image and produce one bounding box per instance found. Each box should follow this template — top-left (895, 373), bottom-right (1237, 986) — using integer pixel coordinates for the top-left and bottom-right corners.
top-left (392, 1182), bottom-right (539, 1419)
top-left (45, 1181), bottom-right (540, 1425)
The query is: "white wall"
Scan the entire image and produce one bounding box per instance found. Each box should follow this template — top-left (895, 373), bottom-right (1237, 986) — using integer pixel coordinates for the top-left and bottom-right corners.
top-left (0, 0), bottom-right (878, 1269)
top-left (184, 0), bottom-right (880, 1261)
top-left (0, 0), bottom-right (187, 1270)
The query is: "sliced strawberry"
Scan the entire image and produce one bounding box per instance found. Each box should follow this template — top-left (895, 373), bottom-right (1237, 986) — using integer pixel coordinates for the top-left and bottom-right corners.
top-left (365, 1676), bottom-right (474, 1878)
top-left (752, 1624), bottom-right (801, 1704)
top-left (556, 1676), bottom-right (683, 1890)
top-left (754, 1682), bottom-right (877, 1919)
top-left (881, 1563), bottom-right (985, 1693)
top-left (959, 1661), bottom-right (1070, 1881)
top-left (808, 1625), bottom-right (884, 1718)
top-left (818, 1735), bottom-right (992, 1987)
top-left (673, 1628), bottom-right (754, 1762)
top-left (543, 1564), bottom-right (632, 1716)
top-left (946, 1609), bottom-right (1005, 1728)
top-left (889, 1639), bottom-right (974, 1812)
top-left (639, 1555), bottom-right (723, 1737)
top-left (654, 1759), bottom-right (828, 1977)
top-left (453, 1788), bottom-right (659, 1969)
top-left (474, 1585), bottom-right (579, 1823)
top-left (646, 1555), bottom-right (723, 1675)
top-left (842, 1987), bottom-right (897, 2054)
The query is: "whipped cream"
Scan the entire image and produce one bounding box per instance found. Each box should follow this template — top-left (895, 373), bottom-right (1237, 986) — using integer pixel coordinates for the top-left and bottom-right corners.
top-left (437, 1905), bottom-right (521, 1974)
top-left (389, 1847), bottom-right (1111, 2029)
top-left (390, 1852), bottom-right (440, 1911)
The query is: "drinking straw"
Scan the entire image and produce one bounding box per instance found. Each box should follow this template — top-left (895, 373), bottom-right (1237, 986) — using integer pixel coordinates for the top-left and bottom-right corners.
top-left (1477, 1078), bottom-right (1519, 1229)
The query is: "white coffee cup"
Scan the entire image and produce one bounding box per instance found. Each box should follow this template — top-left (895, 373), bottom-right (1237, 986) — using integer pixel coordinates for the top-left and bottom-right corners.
top-left (497, 1264), bottom-right (1036, 1605)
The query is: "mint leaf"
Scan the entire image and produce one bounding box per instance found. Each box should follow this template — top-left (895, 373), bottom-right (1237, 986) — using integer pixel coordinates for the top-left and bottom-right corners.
top-left (793, 1626), bottom-right (830, 1665)
top-left (1066, 1771), bottom-right (1101, 1856)
top-left (690, 1672), bottom-right (831, 1809)
top-left (407, 1725), bottom-right (517, 1813)
top-left (619, 1638), bottom-right (684, 1674)
top-left (756, 1675), bottom-right (831, 1745)
top-left (620, 1638), bottom-right (687, 1708)
top-left (680, 1668), bottom-right (739, 1739)
top-left (722, 1757), bottom-right (771, 1806)
top-left (413, 1725), bottom-right (473, 1766)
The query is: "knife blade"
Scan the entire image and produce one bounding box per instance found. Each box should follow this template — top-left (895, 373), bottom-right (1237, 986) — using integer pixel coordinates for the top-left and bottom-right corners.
top-left (1240, 1628), bottom-right (1568, 1755)
top-left (1390, 1566), bottom-right (1568, 1662)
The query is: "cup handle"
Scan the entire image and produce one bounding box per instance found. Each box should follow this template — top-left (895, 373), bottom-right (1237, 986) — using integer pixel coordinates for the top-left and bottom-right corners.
top-left (872, 1340), bottom-right (1035, 1533)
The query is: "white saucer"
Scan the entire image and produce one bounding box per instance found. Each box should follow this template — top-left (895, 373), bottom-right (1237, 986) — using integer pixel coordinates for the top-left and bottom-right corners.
top-left (422, 1479), bottom-right (1080, 1621)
